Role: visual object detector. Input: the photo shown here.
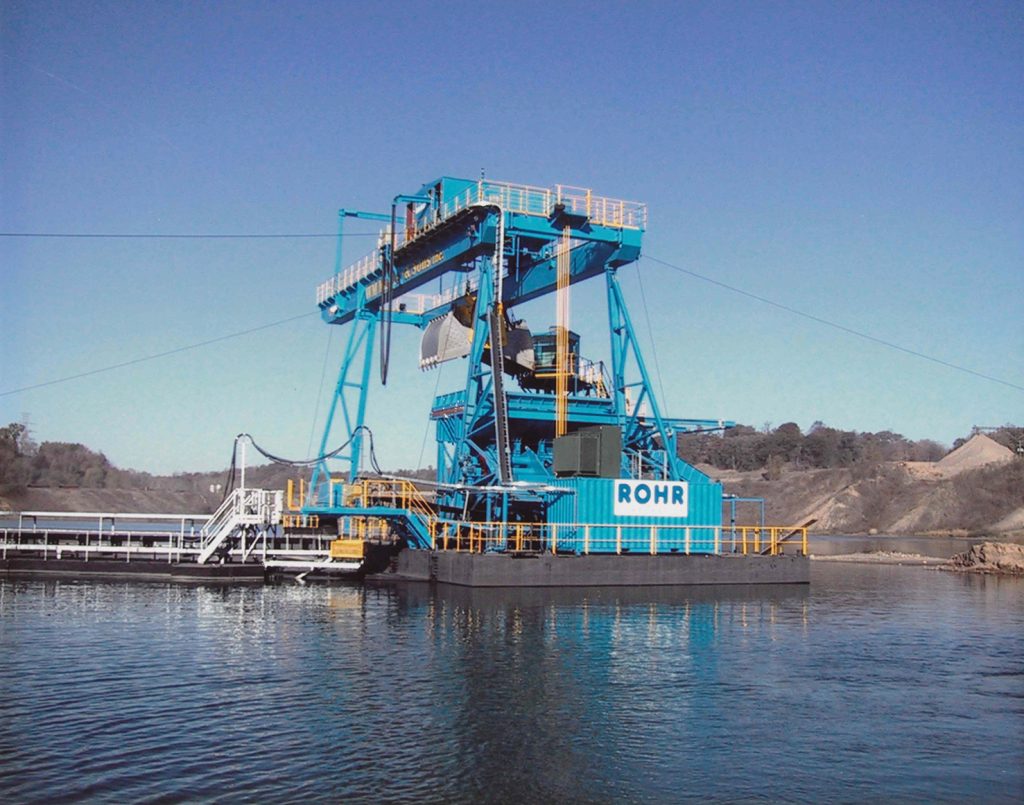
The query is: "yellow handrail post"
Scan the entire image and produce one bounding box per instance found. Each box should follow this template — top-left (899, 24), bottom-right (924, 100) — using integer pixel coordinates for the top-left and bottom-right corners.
top-left (649, 526), bottom-right (656, 556)
top-left (551, 524), bottom-right (558, 555)
top-left (802, 528), bottom-right (808, 555)
top-left (584, 525), bottom-right (590, 555)
top-left (742, 528), bottom-right (748, 555)
top-left (516, 523), bottom-right (523, 552)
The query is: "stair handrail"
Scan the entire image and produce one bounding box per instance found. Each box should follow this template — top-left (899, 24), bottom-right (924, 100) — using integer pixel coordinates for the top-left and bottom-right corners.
top-left (200, 489), bottom-right (244, 541)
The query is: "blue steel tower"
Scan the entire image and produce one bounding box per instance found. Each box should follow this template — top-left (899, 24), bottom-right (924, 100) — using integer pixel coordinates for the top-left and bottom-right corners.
top-left (307, 177), bottom-right (733, 555)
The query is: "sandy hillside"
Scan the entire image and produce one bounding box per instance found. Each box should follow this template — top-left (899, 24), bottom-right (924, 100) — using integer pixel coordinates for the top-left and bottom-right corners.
top-left (905, 434), bottom-right (1014, 479)
top-left (713, 450), bottom-right (1023, 536)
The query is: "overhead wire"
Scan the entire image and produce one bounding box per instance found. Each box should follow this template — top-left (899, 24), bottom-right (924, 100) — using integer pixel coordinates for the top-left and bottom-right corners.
top-left (240, 427), bottom-right (382, 474)
top-left (1, 238), bottom-right (595, 400)
top-left (306, 326), bottom-right (336, 458)
top-left (0, 311), bottom-right (317, 397)
top-left (635, 258), bottom-right (668, 406)
top-left (644, 254), bottom-right (1024, 394)
top-left (0, 231), bottom-right (376, 239)
top-left (3, 233), bottom-right (1017, 401)
top-left (220, 427), bottom-right (383, 500)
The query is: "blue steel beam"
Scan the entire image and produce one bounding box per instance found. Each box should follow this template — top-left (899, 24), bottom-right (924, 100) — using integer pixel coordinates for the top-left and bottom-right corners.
top-left (319, 206), bottom-right (643, 327)
top-left (307, 290), bottom-right (378, 507)
top-left (334, 208), bottom-right (392, 276)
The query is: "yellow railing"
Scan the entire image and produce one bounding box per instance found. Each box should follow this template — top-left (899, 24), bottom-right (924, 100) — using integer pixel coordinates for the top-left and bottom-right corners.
top-left (343, 478), bottom-right (435, 519)
top-left (423, 520), bottom-right (807, 557)
top-left (286, 478), bottom-right (305, 511)
top-left (338, 478), bottom-right (436, 544)
top-left (281, 513), bottom-right (319, 529)
top-left (337, 515), bottom-right (392, 542)
top-left (554, 184), bottom-right (647, 230)
top-left (291, 475), bottom-right (808, 558)
top-left (317, 180), bottom-right (648, 304)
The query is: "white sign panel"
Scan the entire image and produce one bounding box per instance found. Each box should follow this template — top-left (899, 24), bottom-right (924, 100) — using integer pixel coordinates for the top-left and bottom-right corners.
top-left (613, 479), bottom-right (689, 518)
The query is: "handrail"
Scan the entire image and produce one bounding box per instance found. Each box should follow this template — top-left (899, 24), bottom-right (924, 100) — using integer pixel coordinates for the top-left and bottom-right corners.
top-left (317, 180), bottom-right (647, 305)
top-left (333, 478), bottom-right (808, 557)
top-left (418, 521), bottom-right (808, 557)
top-left (200, 491), bottom-right (241, 539)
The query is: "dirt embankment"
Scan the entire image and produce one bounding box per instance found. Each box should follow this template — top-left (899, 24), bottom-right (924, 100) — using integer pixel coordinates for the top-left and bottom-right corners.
top-left (705, 435), bottom-right (1024, 536)
top-left (946, 542), bottom-right (1024, 575)
top-left (0, 463), bottom-right (299, 516)
top-left (2, 486), bottom-right (217, 515)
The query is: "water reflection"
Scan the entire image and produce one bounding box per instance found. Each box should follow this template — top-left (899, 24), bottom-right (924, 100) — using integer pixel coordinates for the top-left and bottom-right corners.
top-left (0, 569), bottom-right (1020, 803)
top-left (363, 583), bottom-right (811, 802)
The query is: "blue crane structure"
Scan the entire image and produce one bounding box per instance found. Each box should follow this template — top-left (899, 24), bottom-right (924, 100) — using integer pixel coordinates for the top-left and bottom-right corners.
top-left (305, 177), bottom-right (736, 556)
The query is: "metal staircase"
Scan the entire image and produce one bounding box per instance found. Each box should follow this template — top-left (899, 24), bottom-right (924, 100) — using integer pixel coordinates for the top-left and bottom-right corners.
top-left (197, 488), bottom-right (282, 564)
top-left (343, 479), bottom-right (437, 549)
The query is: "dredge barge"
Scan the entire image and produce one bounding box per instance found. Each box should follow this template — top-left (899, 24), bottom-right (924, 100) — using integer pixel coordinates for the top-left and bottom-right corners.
top-left (2, 176), bottom-right (809, 586)
top-left (304, 176), bottom-right (809, 586)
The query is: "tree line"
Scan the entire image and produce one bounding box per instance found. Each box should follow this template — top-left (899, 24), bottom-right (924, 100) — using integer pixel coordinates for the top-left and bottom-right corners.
top-left (675, 421), bottom-right (1023, 475)
top-left (2, 420), bottom-right (1021, 495)
top-left (0, 422), bottom-right (156, 494)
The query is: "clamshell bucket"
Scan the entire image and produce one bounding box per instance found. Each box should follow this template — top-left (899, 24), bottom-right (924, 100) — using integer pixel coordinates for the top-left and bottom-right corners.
top-left (420, 313), bottom-right (473, 369)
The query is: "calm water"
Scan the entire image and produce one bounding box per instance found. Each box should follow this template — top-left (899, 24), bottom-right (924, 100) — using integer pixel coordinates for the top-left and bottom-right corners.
top-left (1, 565), bottom-right (1022, 803)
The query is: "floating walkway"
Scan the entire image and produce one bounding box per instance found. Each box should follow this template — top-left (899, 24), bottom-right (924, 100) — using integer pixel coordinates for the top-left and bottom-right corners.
top-left (0, 489), bottom-right (371, 583)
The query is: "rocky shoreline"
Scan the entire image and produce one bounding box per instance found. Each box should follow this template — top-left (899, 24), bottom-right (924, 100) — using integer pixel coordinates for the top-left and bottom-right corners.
top-left (944, 541), bottom-right (1024, 576)
top-left (812, 541), bottom-right (1024, 576)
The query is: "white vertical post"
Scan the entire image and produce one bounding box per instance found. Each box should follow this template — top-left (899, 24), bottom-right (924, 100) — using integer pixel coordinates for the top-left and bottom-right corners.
top-left (239, 437), bottom-right (246, 492)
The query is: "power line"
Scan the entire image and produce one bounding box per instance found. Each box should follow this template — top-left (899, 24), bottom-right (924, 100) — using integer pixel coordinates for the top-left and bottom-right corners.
top-left (5, 247), bottom-right (1018, 402)
top-left (0, 232), bottom-right (376, 239)
top-left (306, 326), bottom-right (336, 458)
top-left (645, 254), bottom-right (1024, 394)
top-left (0, 312), bottom-right (317, 398)
top-left (0, 242), bottom-right (598, 401)
top-left (635, 259), bottom-right (668, 405)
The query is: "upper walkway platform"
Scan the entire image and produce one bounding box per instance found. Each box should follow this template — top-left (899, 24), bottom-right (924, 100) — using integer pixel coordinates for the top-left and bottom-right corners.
top-left (316, 179), bottom-right (647, 312)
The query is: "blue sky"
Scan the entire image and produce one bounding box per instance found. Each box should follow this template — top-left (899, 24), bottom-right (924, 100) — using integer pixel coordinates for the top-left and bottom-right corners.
top-left (2, 0), bottom-right (1021, 474)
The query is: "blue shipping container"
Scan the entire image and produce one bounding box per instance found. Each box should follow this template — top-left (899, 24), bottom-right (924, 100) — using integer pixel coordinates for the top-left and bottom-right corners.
top-left (546, 478), bottom-right (723, 554)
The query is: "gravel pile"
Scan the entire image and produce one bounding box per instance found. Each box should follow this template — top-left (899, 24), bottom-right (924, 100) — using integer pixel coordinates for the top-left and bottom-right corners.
top-left (946, 541), bottom-right (1024, 575)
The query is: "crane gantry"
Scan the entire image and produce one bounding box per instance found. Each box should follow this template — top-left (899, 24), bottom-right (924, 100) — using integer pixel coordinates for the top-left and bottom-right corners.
top-left (306, 176), bottom-right (735, 554)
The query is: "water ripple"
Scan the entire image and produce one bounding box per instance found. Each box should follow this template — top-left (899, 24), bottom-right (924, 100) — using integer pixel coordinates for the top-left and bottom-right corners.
top-left (1, 568), bottom-right (1022, 802)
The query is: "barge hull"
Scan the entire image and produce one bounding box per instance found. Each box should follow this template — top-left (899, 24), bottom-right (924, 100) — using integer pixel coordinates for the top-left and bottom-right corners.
top-left (384, 550), bottom-right (810, 587)
top-left (0, 558), bottom-right (266, 583)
